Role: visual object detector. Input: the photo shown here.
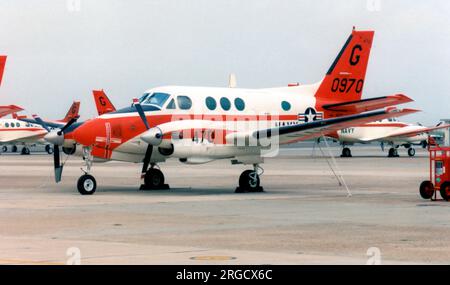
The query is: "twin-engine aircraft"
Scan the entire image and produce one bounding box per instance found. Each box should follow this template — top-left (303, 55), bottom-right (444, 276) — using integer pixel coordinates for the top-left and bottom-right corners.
top-left (28, 29), bottom-right (418, 195)
top-left (329, 119), bottom-right (449, 157)
top-left (0, 55), bottom-right (81, 154)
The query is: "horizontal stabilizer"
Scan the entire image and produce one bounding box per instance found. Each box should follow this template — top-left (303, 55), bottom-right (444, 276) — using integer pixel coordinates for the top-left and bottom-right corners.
top-left (322, 94), bottom-right (412, 113)
top-left (0, 105), bottom-right (24, 118)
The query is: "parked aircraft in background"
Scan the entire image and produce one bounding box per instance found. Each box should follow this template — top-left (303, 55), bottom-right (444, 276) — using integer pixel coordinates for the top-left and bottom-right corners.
top-left (28, 28), bottom-right (418, 195)
top-left (329, 118), bottom-right (450, 157)
top-left (0, 101), bottom-right (81, 154)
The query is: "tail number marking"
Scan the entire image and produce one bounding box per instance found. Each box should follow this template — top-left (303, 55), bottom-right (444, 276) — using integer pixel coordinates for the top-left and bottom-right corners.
top-left (331, 78), bottom-right (364, 94)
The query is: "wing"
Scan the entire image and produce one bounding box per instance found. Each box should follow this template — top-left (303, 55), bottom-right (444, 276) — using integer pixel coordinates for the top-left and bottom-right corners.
top-left (383, 124), bottom-right (450, 140)
top-left (252, 108), bottom-right (419, 145)
top-left (321, 94), bottom-right (412, 113)
top-left (0, 105), bottom-right (23, 118)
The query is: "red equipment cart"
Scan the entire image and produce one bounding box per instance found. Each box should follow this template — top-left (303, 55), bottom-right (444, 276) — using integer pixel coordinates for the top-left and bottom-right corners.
top-left (420, 137), bottom-right (450, 201)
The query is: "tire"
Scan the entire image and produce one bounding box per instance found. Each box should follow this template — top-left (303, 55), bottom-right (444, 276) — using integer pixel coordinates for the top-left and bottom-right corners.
top-left (1, 146), bottom-right (7, 152)
top-left (408, 148), bottom-right (415, 157)
top-left (440, 182), bottom-right (450, 201)
top-left (388, 148), bottom-right (399, 157)
top-left (419, 180), bottom-right (434, 199)
top-left (144, 168), bottom-right (165, 188)
top-left (341, 147), bottom-right (352, 158)
top-left (77, 174), bottom-right (97, 195)
top-left (45, 145), bottom-right (53, 154)
top-left (239, 170), bottom-right (260, 190)
top-left (21, 147), bottom-right (30, 155)
top-left (11, 145), bottom-right (18, 153)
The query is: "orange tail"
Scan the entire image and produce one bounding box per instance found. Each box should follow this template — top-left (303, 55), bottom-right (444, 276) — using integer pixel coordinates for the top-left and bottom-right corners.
top-left (93, 90), bottom-right (116, 115)
top-left (61, 101), bottom-right (80, 122)
top-left (315, 29), bottom-right (374, 104)
top-left (0, 55), bottom-right (7, 86)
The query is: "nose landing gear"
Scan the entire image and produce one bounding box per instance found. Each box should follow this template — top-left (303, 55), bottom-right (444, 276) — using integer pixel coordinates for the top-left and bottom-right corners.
top-left (77, 147), bottom-right (97, 195)
top-left (388, 147), bottom-right (399, 158)
top-left (235, 164), bottom-right (264, 193)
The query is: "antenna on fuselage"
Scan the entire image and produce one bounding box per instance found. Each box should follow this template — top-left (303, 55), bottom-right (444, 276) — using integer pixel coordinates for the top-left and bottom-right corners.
top-left (228, 73), bottom-right (237, 88)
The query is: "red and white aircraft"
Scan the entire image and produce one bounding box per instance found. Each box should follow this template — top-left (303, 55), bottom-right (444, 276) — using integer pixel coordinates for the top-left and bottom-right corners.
top-left (0, 101), bottom-right (81, 154)
top-left (329, 118), bottom-right (449, 158)
top-left (30, 29), bottom-right (418, 195)
top-left (0, 55), bottom-right (81, 154)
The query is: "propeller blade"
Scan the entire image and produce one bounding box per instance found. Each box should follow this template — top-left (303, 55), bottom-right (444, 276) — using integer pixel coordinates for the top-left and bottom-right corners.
top-left (58, 115), bottom-right (79, 135)
top-left (141, 144), bottom-right (153, 178)
top-left (381, 142), bottom-right (385, 152)
top-left (32, 114), bottom-right (50, 132)
top-left (53, 145), bottom-right (63, 183)
top-left (133, 98), bottom-right (150, 130)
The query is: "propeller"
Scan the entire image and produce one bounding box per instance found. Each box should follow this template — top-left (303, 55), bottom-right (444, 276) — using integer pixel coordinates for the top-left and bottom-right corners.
top-left (133, 98), bottom-right (154, 178)
top-left (33, 114), bottom-right (79, 182)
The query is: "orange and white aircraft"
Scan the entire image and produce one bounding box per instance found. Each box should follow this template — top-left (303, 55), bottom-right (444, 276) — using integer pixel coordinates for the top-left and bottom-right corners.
top-left (329, 118), bottom-right (449, 158)
top-left (29, 28), bottom-right (418, 195)
top-left (0, 55), bottom-right (81, 154)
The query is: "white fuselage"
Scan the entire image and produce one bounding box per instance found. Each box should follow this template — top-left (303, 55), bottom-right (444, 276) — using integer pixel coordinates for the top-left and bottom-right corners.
top-left (337, 120), bottom-right (427, 145)
top-left (0, 119), bottom-right (47, 145)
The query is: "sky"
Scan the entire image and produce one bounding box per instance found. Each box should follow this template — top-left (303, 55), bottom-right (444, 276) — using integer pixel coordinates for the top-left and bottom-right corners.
top-left (0, 0), bottom-right (448, 125)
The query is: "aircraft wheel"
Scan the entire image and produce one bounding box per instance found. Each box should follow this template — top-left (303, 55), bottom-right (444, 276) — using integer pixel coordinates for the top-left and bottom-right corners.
top-left (77, 174), bottom-right (97, 195)
top-left (11, 145), bottom-right (18, 153)
top-left (440, 182), bottom-right (450, 201)
top-left (237, 170), bottom-right (262, 192)
top-left (341, 147), bottom-right (352, 158)
top-left (408, 148), bottom-right (416, 157)
top-left (45, 145), bottom-right (53, 154)
top-left (419, 180), bottom-right (434, 199)
top-left (388, 148), bottom-right (399, 157)
top-left (144, 168), bottom-right (165, 188)
top-left (2, 146), bottom-right (7, 152)
top-left (21, 147), bottom-right (30, 155)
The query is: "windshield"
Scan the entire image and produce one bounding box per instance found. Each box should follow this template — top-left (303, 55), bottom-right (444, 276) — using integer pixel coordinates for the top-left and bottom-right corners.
top-left (140, 92), bottom-right (170, 108)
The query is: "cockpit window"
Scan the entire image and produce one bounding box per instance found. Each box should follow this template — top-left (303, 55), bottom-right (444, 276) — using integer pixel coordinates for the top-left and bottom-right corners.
top-left (141, 92), bottom-right (170, 108)
top-left (177, 96), bottom-right (192, 110)
top-left (388, 118), bottom-right (398, 122)
top-left (166, 99), bottom-right (176, 109)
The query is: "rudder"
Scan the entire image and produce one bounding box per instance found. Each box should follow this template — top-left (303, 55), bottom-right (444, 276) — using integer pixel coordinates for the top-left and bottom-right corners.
top-left (315, 29), bottom-right (374, 104)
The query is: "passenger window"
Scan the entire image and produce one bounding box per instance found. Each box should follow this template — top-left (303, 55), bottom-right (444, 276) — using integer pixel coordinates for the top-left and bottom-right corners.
top-left (16, 123), bottom-right (20, 127)
top-left (166, 99), bottom-right (176, 109)
top-left (234, 98), bottom-right (245, 111)
top-left (177, 96), bottom-right (192, 110)
top-left (10, 122), bottom-right (15, 127)
top-left (281, 101), bottom-right (291, 111)
top-left (205, 97), bottom-right (217, 110)
top-left (220, 97), bottom-right (231, 111)
top-left (4, 123), bottom-right (9, 128)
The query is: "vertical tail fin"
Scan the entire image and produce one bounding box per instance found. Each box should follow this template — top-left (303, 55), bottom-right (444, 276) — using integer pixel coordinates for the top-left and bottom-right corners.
top-left (315, 29), bottom-right (374, 104)
top-left (61, 101), bottom-right (80, 122)
top-left (0, 56), bottom-right (7, 86)
top-left (93, 89), bottom-right (116, 115)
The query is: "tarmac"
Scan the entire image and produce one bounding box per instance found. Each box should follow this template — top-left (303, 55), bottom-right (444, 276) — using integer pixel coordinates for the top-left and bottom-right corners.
top-left (0, 145), bottom-right (449, 265)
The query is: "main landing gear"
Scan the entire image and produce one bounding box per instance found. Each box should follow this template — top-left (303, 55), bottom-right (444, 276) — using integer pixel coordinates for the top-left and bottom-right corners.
top-left (407, 148), bottom-right (416, 157)
top-left (341, 147), bottom-right (352, 158)
top-left (21, 147), bottom-right (30, 155)
top-left (235, 164), bottom-right (264, 193)
top-left (388, 147), bottom-right (399, 158)
top-left (140, 163), bottom-right (169, 190)
top-left (77, 147), bottom-right (97, 195)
